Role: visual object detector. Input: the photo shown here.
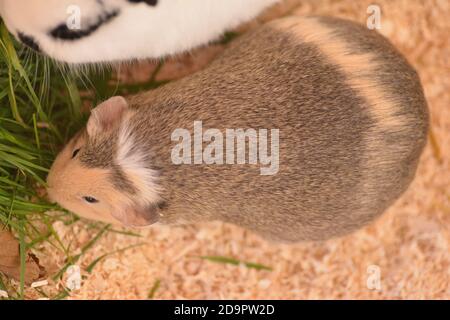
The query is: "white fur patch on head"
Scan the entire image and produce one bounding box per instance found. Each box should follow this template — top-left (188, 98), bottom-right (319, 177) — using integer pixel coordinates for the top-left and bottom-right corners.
top-left (116, 116), bottom-right (162, 206)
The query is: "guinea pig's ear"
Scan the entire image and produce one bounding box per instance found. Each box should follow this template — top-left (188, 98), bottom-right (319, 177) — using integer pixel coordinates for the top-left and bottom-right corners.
top-left (87, 96), bottom-right (128, 136)
top-left (111, 202), bottom-right (161, 227)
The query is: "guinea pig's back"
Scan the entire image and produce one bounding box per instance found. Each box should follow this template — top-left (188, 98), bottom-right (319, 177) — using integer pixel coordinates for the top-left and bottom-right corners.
top-left (235, 16), bottom-right (426, 241)
top-left (136, 16), bottom-right (428, 242)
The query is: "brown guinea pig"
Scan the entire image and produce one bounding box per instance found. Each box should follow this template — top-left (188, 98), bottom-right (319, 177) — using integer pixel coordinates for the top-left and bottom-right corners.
top-left (47, 16), bottom-right (428, 242)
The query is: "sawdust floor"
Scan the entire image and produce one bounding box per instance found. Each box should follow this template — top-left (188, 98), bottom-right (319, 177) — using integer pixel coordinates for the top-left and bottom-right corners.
top-left (32, 0), bottom-right (450, 299)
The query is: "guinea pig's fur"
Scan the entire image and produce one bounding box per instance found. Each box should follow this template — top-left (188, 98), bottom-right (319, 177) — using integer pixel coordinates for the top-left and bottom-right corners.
top-left (47, 16), bottom-right (429, 242)
top-left (0, 0), bottom-right (278, 64)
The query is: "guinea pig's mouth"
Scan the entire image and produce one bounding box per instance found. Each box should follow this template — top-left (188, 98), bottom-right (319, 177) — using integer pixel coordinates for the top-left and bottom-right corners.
top-left (48, 9), bottom-right (120, 41)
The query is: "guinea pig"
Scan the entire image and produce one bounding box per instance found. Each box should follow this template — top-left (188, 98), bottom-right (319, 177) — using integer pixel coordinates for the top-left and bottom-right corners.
top-left (47, 16), bottom-right (429, 242)
top-left (0, 0), bottom-right (278, 64)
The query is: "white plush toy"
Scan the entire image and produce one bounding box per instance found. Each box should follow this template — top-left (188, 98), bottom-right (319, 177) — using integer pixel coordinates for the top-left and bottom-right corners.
top-left (0, 0), bottom-right (278, 64)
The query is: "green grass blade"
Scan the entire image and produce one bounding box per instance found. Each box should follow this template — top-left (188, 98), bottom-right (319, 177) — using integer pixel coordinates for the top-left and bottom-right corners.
top-left (199, 255), bottom-right (273, 271)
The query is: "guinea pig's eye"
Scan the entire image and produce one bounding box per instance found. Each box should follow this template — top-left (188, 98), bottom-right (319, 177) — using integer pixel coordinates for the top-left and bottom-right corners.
top-left (72, 148), bottom-right (81, 159)
top-left (83, 196), bottom-right (99, 204)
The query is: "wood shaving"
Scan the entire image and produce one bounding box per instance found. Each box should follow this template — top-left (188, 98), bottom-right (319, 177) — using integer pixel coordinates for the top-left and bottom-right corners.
top-left (0, 290), bottom-right (8, 298)
top-left (31, 280), bottom-right (49, 288)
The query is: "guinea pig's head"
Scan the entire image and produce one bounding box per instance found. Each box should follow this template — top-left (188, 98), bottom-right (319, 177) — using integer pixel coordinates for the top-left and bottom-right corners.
top-left (47, 96), bottom-right (162, 227)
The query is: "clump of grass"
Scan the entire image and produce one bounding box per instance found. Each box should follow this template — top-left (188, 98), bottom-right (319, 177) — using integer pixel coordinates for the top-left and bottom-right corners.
top-left (0, 21), bottom-right (83, 299)
top-left (0, 21), bottom-right (127, 299)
